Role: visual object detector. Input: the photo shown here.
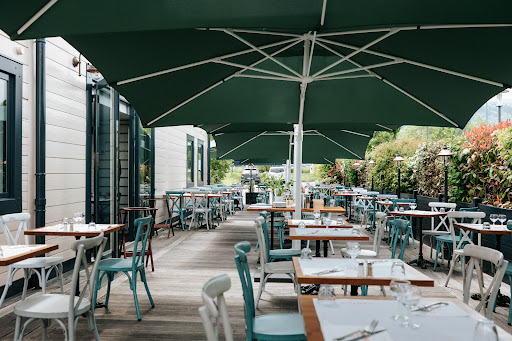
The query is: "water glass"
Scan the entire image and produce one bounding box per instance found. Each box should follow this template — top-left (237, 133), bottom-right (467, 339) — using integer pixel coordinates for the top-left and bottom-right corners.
top-left (440, 207), bottom-right (445, 213)
top-left (499, 214), bottom-right (507, 225)
top-left (473, 319), bottom-right (498, 341)
top-left (300, 247), bottom-right (312, 260)
top-left (490, 214), bottom-right (498, 225)
top-left (401, 286), bottom-right (422, 328)
top-left (88, 221), bottom-right (96, 230)
top-left (483, 222), bottom-right (491, 230)
top-left (298, 221), bottom-right (306, 229)
top-left (409, 203), bottom-right (417, 211)
top-left (389, 279), bottom-right (411, 322)
top-left (346, 242), bottom-right (361, 268)
top-left (351, 226), bottom-right (361, 236)
top-left (318, 284), bottom-right (336, 301)
top-left (391, 261), bottom-right (406, 278)
top-left (62, 217), bottom-right (69, 227)
top-left (324, 217), bottom-right (332, 228)
top-left (73, 212), bottom-right (81, 225)
top-left (336, 217), bottom-right (344, 225)
top-left (399, 207), bottom-right (404, 212)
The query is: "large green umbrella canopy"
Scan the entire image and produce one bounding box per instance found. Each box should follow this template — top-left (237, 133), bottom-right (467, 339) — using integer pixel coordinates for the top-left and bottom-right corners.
top-left (2, 2), bottom-right (511, 131)
top-left (214, 130), bottom-right (373, 164)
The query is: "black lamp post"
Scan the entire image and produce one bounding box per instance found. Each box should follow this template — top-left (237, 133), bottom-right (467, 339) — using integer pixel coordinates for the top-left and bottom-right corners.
top-left (393, 154), bottom-right (404, 198)
top-left (368, 159), bottom-right (375, 190)
top-left (437, 146), bottom-right (453, 202)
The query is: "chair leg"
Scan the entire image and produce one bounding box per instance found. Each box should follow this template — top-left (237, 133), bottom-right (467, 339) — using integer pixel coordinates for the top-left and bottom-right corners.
top-left (0, 268), bottom-right (14, 307)
top-left (256, 273), bottom-right (270, 309)
top-left (86, 310), bottom-right (101, 341)
top-left (445, 254), bottom-right (459, 287)
top-left (58, 263), bottom-right (64, 294)
top-left (131, 271), bottom-right (142, 321)
top-left (508, 275), bottom-right (512, 325)
top-left (140, 269), bottom-right (155, 307)
top-left (433, 241), bottom-right (441, 271)
top-left (40, 267), bottom-right (47, 294)
top-left (329, 241), bottom-right (335, 255)
top-left (22, 269), bottom-right (30, 300)
top-left (105, 272), bottom-right (113, 307)
top-left (14, 315), bottom-right (22, 341)
top-left (41, 319), bottom-right (49, 341)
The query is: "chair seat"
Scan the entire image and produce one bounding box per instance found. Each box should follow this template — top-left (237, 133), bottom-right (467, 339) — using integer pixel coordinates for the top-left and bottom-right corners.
top-left (341, 248), bottom-right (377, 258)
top-left (264, 260), bottom-right (294, 274)
top-left (12, 256), bottom-right (63, 269)
top-left (98, 258), bottom-right (141, 272)
top-left (436, 235), bottom-right (461, 243)
top-left (269, 249), bottom-right (301, 260)
top-left (14, 294), bottom-right (90, 319)
top-left (253, 313), bottom-right (306, 339)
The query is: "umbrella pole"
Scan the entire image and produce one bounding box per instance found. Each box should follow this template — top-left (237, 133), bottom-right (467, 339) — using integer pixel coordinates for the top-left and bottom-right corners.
top-left (293, 123), bottom-right (303, 223)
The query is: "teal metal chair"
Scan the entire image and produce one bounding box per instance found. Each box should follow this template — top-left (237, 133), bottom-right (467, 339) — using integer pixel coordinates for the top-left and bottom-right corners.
top-left (166, 191), bottom-right (187, 230)
top-left (94, 216), bottom-right (155, 321)
top-left (390, 219), bottom-right (414, 260)
top-left (234, 241), bottom-right (306, 341)
top-left (387, 199), bottom-right (416, 248)
top-left (260, 215), bottom-right (300, 261)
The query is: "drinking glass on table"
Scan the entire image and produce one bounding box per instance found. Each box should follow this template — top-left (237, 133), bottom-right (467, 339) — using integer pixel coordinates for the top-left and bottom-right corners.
top-left (498, 214), bottom-right (507, 225)
top-left (351, 226), bottom-right (361, 236)
top-left (400, 286), bottom-right (422, 328)
top-left (314, 210), bottom-right (321, 223)
top-left (389, 279), bottom-right (411, 322)
top-left (88, 222), bottom-right (96, 231)
top-left (490, 214), bottom-right (498, 225)
top-left (346, 242), bottom-right (361, 269)
top-left (324, 217), bottom-right (332, 228)
top-left (473, 319), bottom-right (498, 341)
top-left (409, 203), bottom-right (417, 211)
top-left (318, 284), bottom-right (336, 302)
top-left (73, 212), bottom-right (81, 225)
top-left (391, 261), bottom-right (406, 278)
top-left (300, 247), bottom-right (312, 260)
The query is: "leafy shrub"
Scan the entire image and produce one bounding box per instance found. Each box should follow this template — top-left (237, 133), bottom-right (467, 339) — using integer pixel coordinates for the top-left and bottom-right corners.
top-left (210, 159), bottom-right (232, 184)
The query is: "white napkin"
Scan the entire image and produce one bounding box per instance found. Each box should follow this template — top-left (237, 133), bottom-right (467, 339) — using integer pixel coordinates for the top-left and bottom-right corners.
top-left (320, 321), bottom-right (393, 341)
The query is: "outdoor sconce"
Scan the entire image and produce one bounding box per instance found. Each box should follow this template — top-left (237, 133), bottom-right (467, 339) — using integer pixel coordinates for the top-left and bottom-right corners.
top-left (368, 159), bottom-right (375, 190)
top-left (393, 154), bottom-right (404, 198)
top-left (437, 145), bottom-right (453, 202)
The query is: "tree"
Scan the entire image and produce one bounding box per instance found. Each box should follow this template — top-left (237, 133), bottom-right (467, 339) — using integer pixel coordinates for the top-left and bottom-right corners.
top-left (210, 159), bottom-right (232, 184)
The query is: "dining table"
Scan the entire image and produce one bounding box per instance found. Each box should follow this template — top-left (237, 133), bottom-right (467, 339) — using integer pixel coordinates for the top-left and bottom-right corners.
top-left (0, 244), bottom-right (58, 266)
top-left (388, 210), bottom-right (446, 269)
top-left (454, 223), bottom-right (512, 252)
top-left (287, 219), bottom-right (352, 228)
top-left (300, 295), bottom-right (512, 341)
top-left (289, 228), bottom-right (369, 257)
top-left (292, 257), bottom-right (434, 287)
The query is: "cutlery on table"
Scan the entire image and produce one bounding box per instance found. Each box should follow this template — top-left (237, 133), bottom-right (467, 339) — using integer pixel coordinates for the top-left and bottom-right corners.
top-left (342, 329), bottom-right (386, 341)
top-left (412, 301), bottom-right (448, 312)
top-left (334, 319), bottom-right (378, 341)
top-left (312, 266), bottom-right (342, 276)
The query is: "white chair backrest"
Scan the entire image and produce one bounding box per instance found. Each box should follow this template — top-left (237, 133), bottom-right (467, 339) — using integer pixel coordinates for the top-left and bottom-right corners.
top-left (462, 245), bottom-right (508, 319)
top-left (428, 202), bottom-right (457, 232)
top-left (447, 211), bottom-right (485, 250)
top-left (373, 212), bottom-right (387, 257)
top-left (69, 234), bottom-right (106, 316)
top-left (0, 213), bottom-right (31, 245)
top-left (199, 274), bottom-right (233, 341)
top-left (255, 217), bottom-right (268, 273)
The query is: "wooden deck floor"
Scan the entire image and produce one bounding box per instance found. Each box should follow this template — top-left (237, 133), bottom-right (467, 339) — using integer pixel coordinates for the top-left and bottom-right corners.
top-left (0, 210), bottom-right (511, 340)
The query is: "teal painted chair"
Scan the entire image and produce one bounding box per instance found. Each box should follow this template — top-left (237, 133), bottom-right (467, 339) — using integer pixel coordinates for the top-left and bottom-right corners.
top-left (390, 219), bottom-right (414, 260)
top-left (260, 216), bottom-right (300, 261)
top-left (166, 191), bottom-right (187, 230)
top-left (234, 241), bottom-right (306, 341)
top-left (387, 199), bottom-right (416, 248)
top-left (94, 216), bottom-right (155, 321)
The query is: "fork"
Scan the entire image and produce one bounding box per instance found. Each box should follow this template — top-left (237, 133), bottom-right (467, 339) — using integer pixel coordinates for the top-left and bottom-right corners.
top-left (312, 266), bottom-right (342, 275)
top-left (334, 320), bottom-right (378, 341)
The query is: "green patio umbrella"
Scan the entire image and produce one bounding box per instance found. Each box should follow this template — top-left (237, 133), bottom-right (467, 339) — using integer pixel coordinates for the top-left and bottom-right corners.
top-left (214, 130), bottom-right (372, 163)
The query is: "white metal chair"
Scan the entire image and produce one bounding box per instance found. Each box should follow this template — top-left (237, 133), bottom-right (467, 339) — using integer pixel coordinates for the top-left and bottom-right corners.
top-left (199, 274), bottom-right (234, 341)
top-left (444, 211), bottom-right (485, 287)
top-left (424, 202), bottom-right (457, 258)
top-left (462, 244), bottom-right (508, 319)
top-left (190, 192), bottom-right (211, 230)
top-left (13, 234), bottom-right (106, 341)
top-left (254, 217), bottom-right (298, 309)
top-left (0, 213), bottom-right (64, 308)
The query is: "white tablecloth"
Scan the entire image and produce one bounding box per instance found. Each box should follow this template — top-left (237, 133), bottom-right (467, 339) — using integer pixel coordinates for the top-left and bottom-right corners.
top-left (0, 245), bottom-right (47, 259)
top-left (295, 228), bottom-right (354, 237)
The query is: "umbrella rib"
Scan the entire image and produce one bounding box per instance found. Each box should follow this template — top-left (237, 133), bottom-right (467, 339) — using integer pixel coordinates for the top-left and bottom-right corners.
top-left (320, 0), bottom-right (328, 26)
top-left (315, 130), bottom-right (362, 159)
top-left (219, 131), bottom-right (267, 159)
top-left (317, 37), bottom-right (503, 87)
top-left (306, 32), bottom-right (317, 77)
top-left (324, 158), bottom-right (335, 165)
top-left (315, 60), bottom-right (402, 80)
top-left (17, 0), bottom-right (59, 36)
top-left (147, 39), bottom-right (303, 126)
top-left (315, 74), bottom-right (376, 81)
top-left (340, 130), bottom-right (371, 138)
top-left (376, 124), bottom-right (394, 131)
top-left (117, 37), bottom-right (300, 85)
top-left (234, 74), bottom-right (302, 82)
top-left (209, 123), bottom-right (231, 134)
top-left (224, 29), bottom-right (302, 78)
top-left (312, 29), bottom-right (400, 78)
top-left (205, 28), bottom-right (302, 38)
top-left (214, 60), bottom-right (301, 80)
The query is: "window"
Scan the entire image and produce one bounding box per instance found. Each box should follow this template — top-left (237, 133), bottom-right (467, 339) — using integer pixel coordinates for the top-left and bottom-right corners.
top-left (197, 139), bottom-right (204, 185)
top-left (187, 135), bottom-right (194, 186)
top-left (0, 54), bottom-right (22, 214)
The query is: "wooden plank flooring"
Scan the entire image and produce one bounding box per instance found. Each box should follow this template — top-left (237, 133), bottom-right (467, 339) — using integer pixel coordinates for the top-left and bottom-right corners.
top-left (0, 210), bottom-right (511, 340)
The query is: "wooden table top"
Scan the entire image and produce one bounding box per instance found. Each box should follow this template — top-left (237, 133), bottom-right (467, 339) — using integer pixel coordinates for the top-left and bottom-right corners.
top-left (289, 228), bottom-right (369, 241)
top-left (292, 257), bottom-right (434, 287)
top-left (287, 219), bottom-right (352, 228)
top-left (299, 295), bottom-right (512, 341)
top-left (0, 244), bottom-right (58, 266)
top-left (455, 223), bottom-right (512, 235)
top-left (24, 224), bottom-right (124, 237)
top-left (387, 210), bottom-right (446, 218)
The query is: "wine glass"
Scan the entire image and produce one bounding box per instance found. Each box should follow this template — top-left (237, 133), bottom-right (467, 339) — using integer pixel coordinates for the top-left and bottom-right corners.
top-left (409, 203), bottom-right (417, 211)
top-left (499, 214), bottom-right (507, 225)
top-left (324, 217), bottom-right (332, 228)
top-left (400, 286), bottom-right (422, 328)
top-left (314, 210), bottom-right (321, 223)
top-left (391, 261), bottom-right (406, 278)
top-left (389, 279), bottom-right (411, 321)
top-left (351, 226), bottom-right (361, 236)
top-left (473, 319), bottom-right (498, 341)
top-left (490, 214), bottom-right (498, 225)
top-left (73, 212), bottom-right (81, 225)
top-left (346, 242), bottom-right (361, 268)
top-left (298, 221), bottom-right (306, 229)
